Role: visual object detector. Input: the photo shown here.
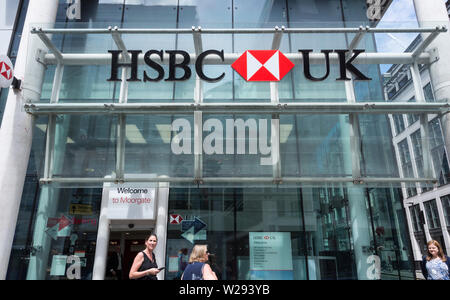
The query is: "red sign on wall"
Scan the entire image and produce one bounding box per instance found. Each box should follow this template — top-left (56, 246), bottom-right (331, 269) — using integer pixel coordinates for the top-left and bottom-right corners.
top-left (169, 214), bottom-right (183, 224)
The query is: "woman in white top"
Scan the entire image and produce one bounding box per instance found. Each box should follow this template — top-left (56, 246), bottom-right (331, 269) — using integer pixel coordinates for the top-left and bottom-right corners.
top-left (421, 240), bottom-right (449, 280)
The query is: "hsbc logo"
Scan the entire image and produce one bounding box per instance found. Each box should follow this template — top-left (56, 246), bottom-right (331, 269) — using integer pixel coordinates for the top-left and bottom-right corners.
top-left (107, 48), bottom-right (370, 83)
top-left (232, 50), bottom-right (294, 82)
top-left (169, 214), bottom-right (183, 224)
top-left (0, 61), bottom-right (12, 81)
top-left (0, 55), bottom-right (14, 88)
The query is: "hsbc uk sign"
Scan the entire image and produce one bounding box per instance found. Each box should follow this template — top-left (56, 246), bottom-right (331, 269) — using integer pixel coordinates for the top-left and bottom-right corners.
top-left (107, 48), bottom-right (371, 83)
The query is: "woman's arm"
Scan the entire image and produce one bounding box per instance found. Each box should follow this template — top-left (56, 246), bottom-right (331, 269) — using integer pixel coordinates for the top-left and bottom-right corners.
top-left (129, 252), bottom-right (160, 279)
top-left (202, 263), bottom-right (218, 280)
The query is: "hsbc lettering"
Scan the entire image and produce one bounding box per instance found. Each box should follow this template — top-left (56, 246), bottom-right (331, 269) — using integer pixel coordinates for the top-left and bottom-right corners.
top-left (108, 49), bottom-right (225, 83)
top-left (107, 49), bottom-right (371, 83)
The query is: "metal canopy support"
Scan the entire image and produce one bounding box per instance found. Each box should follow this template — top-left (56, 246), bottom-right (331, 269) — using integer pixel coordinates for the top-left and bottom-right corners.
top-left (271, 26), bottom-right (284, 50)
top-left (193, 26), bottom-right (203, 183)
top-left (116, 114), bottom-right (126, 182)
top-left (111, 26), bottom-right (130, 182)
top-left (194, 111), bottom-right (203, 182)
top-left (345, 76), bottom-right (363, 181)
top-left (43, 116), bottom-right (55, 180)
top-left (270, 26), bottom-right (284, 182)
top-left (32, 26), bottom-right (446, 66)
top-left (192, 26), bottom-right (203, 103)
top-left (345, 29), bottom-right (365, 182)
top-left (192, 26), bottom-right (203, 54)
top-left (25, 102), bottom-right (450, 115)
top-left (33, 26), bottom-right (446, 35)
top-left (348, 26), bottom-right (369, 54)
top-left (35, 28), bottom-right (63, 64)
top-left (29, 25), bottom-right (449, 186)
top-left (410, 62), bottom-right (433, 179)
top-left (38, 176), bottom-right (436, 185)
top-left (111, 26), bottom-right (131, 103)
top-left (41, 52), bottom-right (435, 66)
top-left (43, 62), bottom-right (64, 180)
top-left (412, 26), bottom-right (445, 58)
top-left (50, 64), bottom-right (64, 104)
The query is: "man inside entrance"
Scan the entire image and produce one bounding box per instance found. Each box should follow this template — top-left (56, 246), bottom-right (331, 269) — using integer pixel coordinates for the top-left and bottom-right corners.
top-left (107, 245), bottom-right (123, 280)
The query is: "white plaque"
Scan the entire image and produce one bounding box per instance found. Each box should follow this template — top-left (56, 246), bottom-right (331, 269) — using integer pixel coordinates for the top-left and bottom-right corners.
top-left (106, 182), bottom-right (156, 220)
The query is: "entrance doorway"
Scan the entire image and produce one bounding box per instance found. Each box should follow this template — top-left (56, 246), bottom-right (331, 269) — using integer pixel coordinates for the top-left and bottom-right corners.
top-left (107, 230), bottom-right (152, 280)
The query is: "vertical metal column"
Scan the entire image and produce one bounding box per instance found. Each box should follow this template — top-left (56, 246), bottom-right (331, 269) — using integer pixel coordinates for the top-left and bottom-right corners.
top-left (345, 30), bottom-right (364, 181)
top-left (410, 62), bottom-right (432, 179)
top-left (112, 28), bottom-right (129, 182)
top-left (343, 33), bottom-right (371, 279)
top-left (92, 181), bottom-right (111, 280)
top-left (345, 78), bottom-right (362, 180)
top-left (193, 27), bottom-right (203, 182)
top-left (155, 179), bottom-right (170, 280)
top-left (43, 63), bottom-right (64, 181)
top-left (270, 26), bottom-right (283, 181)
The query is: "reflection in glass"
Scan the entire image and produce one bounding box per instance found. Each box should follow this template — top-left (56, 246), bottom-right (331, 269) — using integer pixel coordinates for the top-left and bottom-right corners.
top-left (165, 186), bottom-right (415, 280)
top-left (53, 115), bottom-right (117, 178)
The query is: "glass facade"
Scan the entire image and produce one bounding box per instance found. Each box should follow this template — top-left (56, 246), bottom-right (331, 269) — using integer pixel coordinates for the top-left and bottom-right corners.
top-left (398, 139), bottom-right (417, 198)
top-left (429, 118), bottom-right (450, 186)
top-left (7, 0), bottom-right (432, 280)
top-left (442, 195), bottom-right (450, 228)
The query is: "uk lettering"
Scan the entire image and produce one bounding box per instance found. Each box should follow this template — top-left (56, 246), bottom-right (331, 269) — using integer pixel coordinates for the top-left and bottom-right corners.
top-left (107, 49), bottom-right (371, 82)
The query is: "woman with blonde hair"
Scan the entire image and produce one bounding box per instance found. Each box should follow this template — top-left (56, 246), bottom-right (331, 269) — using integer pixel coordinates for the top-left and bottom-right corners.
top-left (421, 240), bottom-right (449, 280)
top-left (181, 245), bottom-right (218, 280)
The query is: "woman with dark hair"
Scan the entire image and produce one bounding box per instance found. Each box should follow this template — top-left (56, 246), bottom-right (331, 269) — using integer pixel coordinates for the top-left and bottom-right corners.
top-left (129, 233), bottom-right (161, 280)
top-left (421, 240), bottom-right (449, 280)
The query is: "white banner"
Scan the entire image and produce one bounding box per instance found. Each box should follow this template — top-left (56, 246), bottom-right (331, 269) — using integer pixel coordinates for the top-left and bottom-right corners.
top-left (106, 182), bottom-right (156, 220)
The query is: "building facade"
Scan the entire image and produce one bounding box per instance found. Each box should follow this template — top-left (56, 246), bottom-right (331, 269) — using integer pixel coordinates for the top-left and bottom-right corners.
top-left (383, 0), bottom-right (450, 278)
top-left (1, 0), bottom-right (449, 280)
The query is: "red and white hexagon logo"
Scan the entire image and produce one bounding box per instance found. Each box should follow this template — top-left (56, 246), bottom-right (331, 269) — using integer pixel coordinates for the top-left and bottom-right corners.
top-left (231, 50), bottom-right (294, 82)
top-left (0, 55), bottom-right (14, 88)
top-left (169, 214), bottom-right (183, 225)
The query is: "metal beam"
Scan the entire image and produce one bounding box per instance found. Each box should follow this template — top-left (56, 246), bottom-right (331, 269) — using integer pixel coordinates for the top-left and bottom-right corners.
top-left (32, 26), bottom-right (446, 35)
top-left (271, 26), bottom-right (284, 50)
top-left (420, 114), bottom-right (433, 178)
top-left (110, 26), bottom-right (129, 58)
top-left (43, 117), bottom-right (55, 180)
top-left (410, 63), bottom-right (426, 102)
top-left (348, 26), bottom-right (369, 55)
top-left (194, 111), bottom-right (203, 181)
top-left (410, 62), bottom-right (433, 178)
top-left (34, 28), bottom-right (63, 64)
top-left (41, 52), bottom-right (434, 66)
top-left (412, 26), bottom-right (446, 58)
top-left (24, 102), bottom-right (450, 115)
top-left (31, 26), bottom-right (444, 67)
top-left (116, 115), bottom-right (126, 181)
top-left (50, 64), bottom-right (64, 104)
top-left (192, 26), bottom-right (203, 54)
top-left (38, 176), bottom-right (437, 185)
